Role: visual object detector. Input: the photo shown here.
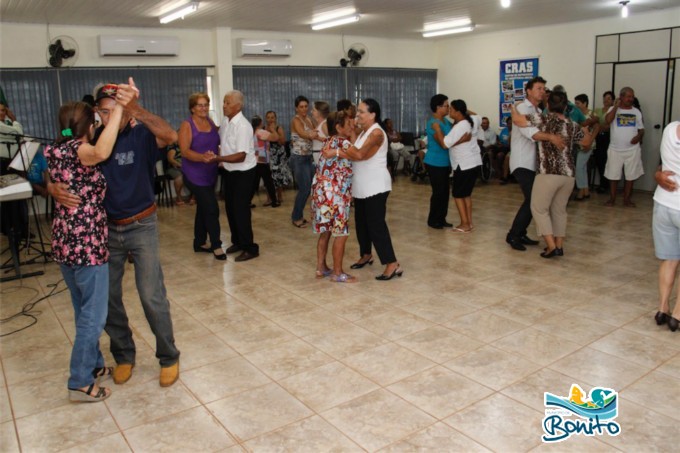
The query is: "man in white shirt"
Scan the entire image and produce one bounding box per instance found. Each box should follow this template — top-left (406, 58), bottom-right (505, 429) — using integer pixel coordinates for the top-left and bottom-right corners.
top-left (216, 90), bottom-right (259, 261)
top-left (479, 116), bottom-right (507, 180)
top-left (506, 77), bottom-right (564, 251)
top-left (604, 86), bottom-right (645, 207)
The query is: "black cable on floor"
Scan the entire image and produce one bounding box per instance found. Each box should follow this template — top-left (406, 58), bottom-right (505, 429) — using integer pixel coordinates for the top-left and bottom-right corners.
top-left (0, 279), bottom-right (66, 337)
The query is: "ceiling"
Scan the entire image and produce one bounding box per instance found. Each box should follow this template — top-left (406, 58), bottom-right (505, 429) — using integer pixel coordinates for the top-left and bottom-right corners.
top-left (1, 0), bottom-right (677, 39)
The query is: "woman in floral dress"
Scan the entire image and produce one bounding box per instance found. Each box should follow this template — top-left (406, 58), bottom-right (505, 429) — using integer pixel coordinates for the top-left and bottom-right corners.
top-left (44, 90), bottom-right (124, 402)
top-left (311, 110), bottom-right (355, 282)
top-left (265, 110), bottom-right (291, 204)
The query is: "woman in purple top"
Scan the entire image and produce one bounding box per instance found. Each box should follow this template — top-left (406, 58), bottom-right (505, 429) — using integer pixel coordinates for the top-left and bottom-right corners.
top-left (178, 92), bottom-right (224, 260)
top-left (44, 93), bottom-right (124, 402)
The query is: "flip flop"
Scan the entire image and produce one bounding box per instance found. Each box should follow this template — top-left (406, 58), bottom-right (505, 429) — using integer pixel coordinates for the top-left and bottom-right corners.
top-left (452, 227), bottom-right (471, 233)
top-left (68, 383), bottom-right (111, 403)
top-left (329, 273), bottom-right (357, 283)
top-left (315, 269), bottom-right (332, 278)
top-left (292, 219), bottom-right (308, 228)
top-left (92, 367), bottom-right (113, 383)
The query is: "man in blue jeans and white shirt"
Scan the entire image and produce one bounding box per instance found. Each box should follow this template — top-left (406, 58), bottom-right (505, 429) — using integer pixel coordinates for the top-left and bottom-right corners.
top-left (49, 78), bottom-right (181, 387)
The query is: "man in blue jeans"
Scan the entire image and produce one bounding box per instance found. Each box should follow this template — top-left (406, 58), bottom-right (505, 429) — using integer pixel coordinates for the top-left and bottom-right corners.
top-left (49, 79), bottom-right (181, 387)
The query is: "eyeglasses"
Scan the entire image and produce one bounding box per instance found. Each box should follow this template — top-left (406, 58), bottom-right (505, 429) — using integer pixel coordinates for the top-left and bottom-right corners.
top-left (195, 103), bottom-right (210, 108)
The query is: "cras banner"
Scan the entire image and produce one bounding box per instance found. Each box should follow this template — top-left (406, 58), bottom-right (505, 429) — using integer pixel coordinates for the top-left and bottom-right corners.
top-left (499, 57), bottom-right (539, 125)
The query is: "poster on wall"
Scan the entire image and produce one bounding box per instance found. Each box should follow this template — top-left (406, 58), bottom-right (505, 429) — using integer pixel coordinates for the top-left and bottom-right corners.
top-left (499, 57), bottom-right (539, 125)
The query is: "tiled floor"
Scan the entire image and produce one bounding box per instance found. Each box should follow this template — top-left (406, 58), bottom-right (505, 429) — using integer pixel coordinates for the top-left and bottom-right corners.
top-left (1, 177), bottom-right (678, 452)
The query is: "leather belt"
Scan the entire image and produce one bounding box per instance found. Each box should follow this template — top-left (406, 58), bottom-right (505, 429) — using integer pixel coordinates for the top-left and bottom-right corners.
top-left (110, 203), bottom-right (157, 226)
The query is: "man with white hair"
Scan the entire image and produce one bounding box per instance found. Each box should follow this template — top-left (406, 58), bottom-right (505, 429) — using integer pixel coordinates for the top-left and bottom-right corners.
top-left (604, 86), bottom-right (645, 207)
top-left (214, 90), bottom-right (259, 261)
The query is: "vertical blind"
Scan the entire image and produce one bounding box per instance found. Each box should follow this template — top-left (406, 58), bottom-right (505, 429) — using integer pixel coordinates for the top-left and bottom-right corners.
top-left (233, 66), bottom-right (437, 136)
top-left (0, 67), bottom-right (207, 142)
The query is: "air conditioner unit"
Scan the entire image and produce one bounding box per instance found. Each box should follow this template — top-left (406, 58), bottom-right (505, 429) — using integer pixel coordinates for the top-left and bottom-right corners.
top-left (98, 35), bottom-right (180, 56)
top-left (238, 39), bottom-right (292, 57)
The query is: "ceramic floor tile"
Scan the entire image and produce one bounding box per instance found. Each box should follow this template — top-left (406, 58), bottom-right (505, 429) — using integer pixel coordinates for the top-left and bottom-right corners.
top-left (655, 353), bottom-right (680, 379)
top-left (565, 299), bottom-right (650, 327)
top-left (532, 311), bottom-right (617, 345)
top-left (181, 356), bottom-right (272, 404)
top-left (59, 433), bottom-right (132, 452)
top-left (244, 338), bottom-right (334, 380)
top-left (321, 389), bottom-right (436, 451)
top-left (124, 406), bottom-right (235, 452)
top-left (387, 366), bottom-right (494, 419)
top-left (354, 309), bottom-right (435, 340)
top-left (15, 403), bottom-right (118, 452)
top-left (343, 342), bottom-right (436, 386)
top-left (274, 307), bottom-right (354, 337)
top-left (620, 371), bottom-right (680, 421)
top-left (549, 348), bottom-right (651, 392)
top-left (444, 393), bottom-right (543, 451)
top-left (399, 296), bottom-right (478, 323)
top-left (105, 379), bottom-right (199, 430)
top-left (396, 326), bottom-right (484, 363)
top-left (492, 328), bottom-right (583, 366)
top-left (0, 386), bottom-right (12, 424)
top-left (445, 310), bottom-right (529, 343)
top-left (589, 329), bottom-right (680, 369)
top-left (489, 295), bottom-right (570, 326)
top-left (244, 415), bottom-right (362, 452)
top-left (302, 324), bottom-right (388, 359)
top-left (279, 361), bottom-right (379, 412)
top-left (6, 370), bottom-right (71, 419)
top-left (443, 345), bottom-right (542, 391)
top-left (206, 383), bottom-right (313, 442)
top-left (380, 422), bottom-right (491, 452)
top-left (0, 421), bottom-right (19, 453)
top-left (598, 398), bottom-right (680, 452)
top-left (529, 434), bottom-right (619, 452)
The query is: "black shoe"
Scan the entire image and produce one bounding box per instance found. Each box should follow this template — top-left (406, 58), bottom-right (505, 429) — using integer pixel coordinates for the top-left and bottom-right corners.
top-left (506, 236), bottom-right (526, 251)
top-left (213, 250), bottom-right (227, 261)
top-left (540, 248), bottom-right (559, 259)
top-left (544, 247), bottom-right (564, 256)
top-left (428, 223), bottom-right (444, 229)
top-left (655, 311), bottom-right (670, 326)
top-left (669, 316), bottom-right (679, 332)
top-left (375, 267), bottom-right (403, 281)
top-left (443, 221), bottom-right (453, 228)
top-left (271, 201), bottom-right (281, 208)
top-left (520, 235), bottom-right (539, 246)
top-left (350, 257), bottom-right (374, 269)
top-left (235, 251), bottom-right (259, 262)
top-left (226, 244), bottom-right (241, 254)
top-left (194, 245), bottom-right (211, 253)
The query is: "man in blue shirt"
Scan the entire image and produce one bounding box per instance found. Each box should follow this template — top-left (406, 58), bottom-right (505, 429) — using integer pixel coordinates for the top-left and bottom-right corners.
top-left (49, 79), bottom-right (181, 387)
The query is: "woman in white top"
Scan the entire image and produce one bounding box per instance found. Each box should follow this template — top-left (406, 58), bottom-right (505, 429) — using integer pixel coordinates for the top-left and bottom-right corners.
top-left (443, 99), bottom-right (482, 233)
top-left (311, 101), bottom-right (329, 165)
top-left (327, 99), bottom-right (402, 280)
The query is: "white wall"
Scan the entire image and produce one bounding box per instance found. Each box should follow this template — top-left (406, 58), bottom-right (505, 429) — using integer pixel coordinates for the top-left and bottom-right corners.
top-left (231, 29), bottom-right (437, 69)
top-left (435, 7), bottom-right (680, 131)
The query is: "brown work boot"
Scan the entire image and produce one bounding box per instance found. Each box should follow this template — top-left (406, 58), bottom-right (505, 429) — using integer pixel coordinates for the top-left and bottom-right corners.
top-left (112, 363), bottom-right (134, 385)
top-left (159, 361), bottom-right (179, 387)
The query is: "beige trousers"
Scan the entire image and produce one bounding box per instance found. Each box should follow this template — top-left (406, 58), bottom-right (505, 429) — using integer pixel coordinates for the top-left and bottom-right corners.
top-left (530, 174), bottom-right (574, 237)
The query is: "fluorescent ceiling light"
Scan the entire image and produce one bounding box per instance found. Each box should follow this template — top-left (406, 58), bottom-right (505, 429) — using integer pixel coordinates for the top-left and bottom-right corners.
top-left (311, 14), bottom-right (361, 31)
top-left (312, 8), bottom-right (356, 24)
top-left (501, 0), bottom-right (511, 8)
top-left (423, 18), bottom-right (472, 31)
top-left (160, 1), bottom-right (199, 24)
top-left (422, 25), bottom-right (475, 38)
top-left (620, 1), bottom-right (629, 18)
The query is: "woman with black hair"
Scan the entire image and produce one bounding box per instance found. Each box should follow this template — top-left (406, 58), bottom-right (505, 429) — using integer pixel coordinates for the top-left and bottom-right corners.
top-left (289, 95), bottom-right (319, 227)
top-left (444, 99), bottom-right (482, 233)
top-left (424, 94), bottom-right (452, 229)
top-left (325, 98), bottom-right (401, 280)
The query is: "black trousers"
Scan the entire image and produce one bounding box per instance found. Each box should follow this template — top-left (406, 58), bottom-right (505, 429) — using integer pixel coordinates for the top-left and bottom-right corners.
top-left (224, 168), bottom-right (259, 254)
top-left (354, 191), bottom-right (397, 265)
top-left (425, 164), bottom-right (451, 227)
top-left (594, 132), bottom-right (610, 188)
top-left (183, 177), bottom-right (222, 251)
top-left (508, 167), bottom-right (536, 239)
top-left (252, 163), bottom-right (277, 203)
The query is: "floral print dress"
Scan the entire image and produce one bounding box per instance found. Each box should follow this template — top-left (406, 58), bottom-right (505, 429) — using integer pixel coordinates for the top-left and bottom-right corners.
top-left (44, 139), bottom-right (108, 266)
top-left (311, 136), bottom-right (353, 236)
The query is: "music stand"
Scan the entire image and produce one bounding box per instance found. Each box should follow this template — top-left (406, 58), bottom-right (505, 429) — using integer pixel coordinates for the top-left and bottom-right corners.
top-left (0, 135), bottom-right (47, 282)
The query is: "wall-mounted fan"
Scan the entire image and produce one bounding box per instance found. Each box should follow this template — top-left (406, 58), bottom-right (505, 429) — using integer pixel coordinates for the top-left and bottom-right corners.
top-left (340, 43), bottom-right (369, 67)
top-left (47, 36), bottom-right (78, 68)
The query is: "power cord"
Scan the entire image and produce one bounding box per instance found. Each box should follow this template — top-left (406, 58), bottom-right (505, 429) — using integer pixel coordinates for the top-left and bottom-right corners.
top-left (0, 279), bottom-right (66, 337)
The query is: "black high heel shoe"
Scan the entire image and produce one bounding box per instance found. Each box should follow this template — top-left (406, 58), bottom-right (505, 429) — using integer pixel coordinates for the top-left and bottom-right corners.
top-left (213, 249), bottom-right (227, 261)
top-left (540, 248), bottom-right (559, 259)
top-left (375, 267), bottom-right (403, 281)
top-left (350, 257), bottom-right (374, 269)
top-left (655, 311), bottom-right (670, 326)
top-left (669, 316), bottom-right (679, 332)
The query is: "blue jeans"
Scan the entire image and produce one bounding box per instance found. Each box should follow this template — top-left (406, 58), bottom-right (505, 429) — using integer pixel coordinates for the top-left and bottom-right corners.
top-left (105, 213), bottom-right (179, 367)
top-left (575, 150), bottom-right (591, 189)
top-left (288, 154), bottom-right (315, 222)
top-left (61, 263), bottom-right (109, 389)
